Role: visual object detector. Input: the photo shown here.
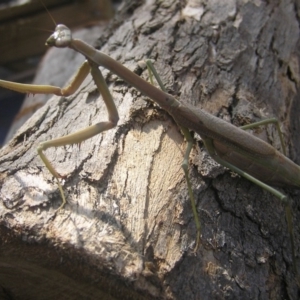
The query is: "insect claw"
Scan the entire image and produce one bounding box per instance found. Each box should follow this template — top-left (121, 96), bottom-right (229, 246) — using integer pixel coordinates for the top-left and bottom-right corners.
top-left (193, 231), bottom-right (201, 254)
top-left (76, 142), bottom-right (82, 150)
top-left (57, 172), bottom-right (67, 179)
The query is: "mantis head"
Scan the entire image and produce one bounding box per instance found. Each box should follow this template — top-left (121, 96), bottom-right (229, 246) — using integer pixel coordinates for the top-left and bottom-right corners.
top-left (46, 24), bottom-right (72, 48)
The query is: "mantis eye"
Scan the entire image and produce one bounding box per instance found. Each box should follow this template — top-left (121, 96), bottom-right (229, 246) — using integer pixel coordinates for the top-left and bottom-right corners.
top-left (45, 24), bottom-right (72, 48)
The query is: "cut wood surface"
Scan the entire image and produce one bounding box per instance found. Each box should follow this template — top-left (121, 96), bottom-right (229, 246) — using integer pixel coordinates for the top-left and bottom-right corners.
top-left (1, 0), bottom-right (300, 299)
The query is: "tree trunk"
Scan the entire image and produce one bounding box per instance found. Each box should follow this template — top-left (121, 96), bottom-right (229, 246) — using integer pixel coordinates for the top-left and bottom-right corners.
top-left (1, 0), bottom-right (300, 299)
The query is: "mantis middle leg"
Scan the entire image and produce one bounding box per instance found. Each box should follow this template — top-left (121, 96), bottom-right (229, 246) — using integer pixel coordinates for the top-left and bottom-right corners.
top-left (145, 60), bottom-right (296, 263)
top-left (146, 60), bottom-right (201, 251)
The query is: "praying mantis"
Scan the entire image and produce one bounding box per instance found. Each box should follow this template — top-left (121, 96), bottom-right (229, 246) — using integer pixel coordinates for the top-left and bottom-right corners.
top-left (0, 23), bottom-right (299, 278)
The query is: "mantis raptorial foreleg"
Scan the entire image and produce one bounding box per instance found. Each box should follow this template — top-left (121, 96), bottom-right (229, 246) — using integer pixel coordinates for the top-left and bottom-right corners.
top-left (2, 61), bottom-right (91, 97)
top-left (37, 60), bottom-right (119, 210)
top-left (146, 60), bottom-right (200, 251)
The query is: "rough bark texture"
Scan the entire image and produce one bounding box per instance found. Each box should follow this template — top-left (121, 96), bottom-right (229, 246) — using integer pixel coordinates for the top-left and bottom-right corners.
top-left (1, 0), bottom-right (300, 299)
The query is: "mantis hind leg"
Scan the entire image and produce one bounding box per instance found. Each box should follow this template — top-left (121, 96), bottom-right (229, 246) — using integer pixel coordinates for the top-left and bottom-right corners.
top-left (146, 60), bottom-right (200, 251)
top-left (204, 138), bottom-right (298, 279)
top-left (241, 118), bottom-right (286, 155)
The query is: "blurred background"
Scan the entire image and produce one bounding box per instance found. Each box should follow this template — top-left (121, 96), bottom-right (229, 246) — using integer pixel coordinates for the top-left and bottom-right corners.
top-left (0, 0), bottom-right (114, 145)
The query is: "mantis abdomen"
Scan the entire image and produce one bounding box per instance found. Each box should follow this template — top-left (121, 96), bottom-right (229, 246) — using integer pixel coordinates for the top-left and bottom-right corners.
top-left (170, 102), bottom-right (300, 189)
top-left (213, 138), bottom-right (300, 188)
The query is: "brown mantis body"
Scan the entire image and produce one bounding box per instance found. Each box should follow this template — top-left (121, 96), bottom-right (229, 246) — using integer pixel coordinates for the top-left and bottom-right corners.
top-left (0, 24), bottom-right (299, 276)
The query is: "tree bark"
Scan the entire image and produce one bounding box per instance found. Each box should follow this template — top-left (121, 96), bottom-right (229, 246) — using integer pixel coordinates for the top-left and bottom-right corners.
top-left (1, 0), bottom-right (300, 299)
